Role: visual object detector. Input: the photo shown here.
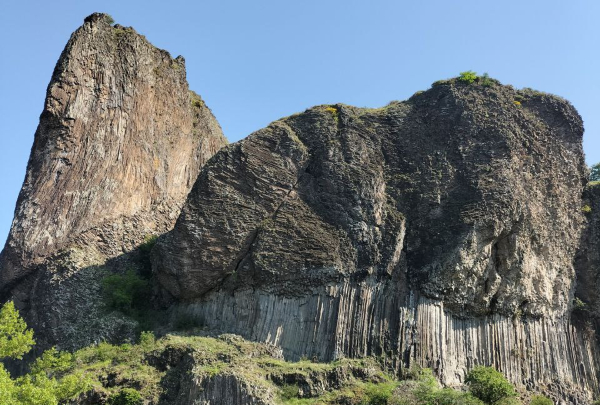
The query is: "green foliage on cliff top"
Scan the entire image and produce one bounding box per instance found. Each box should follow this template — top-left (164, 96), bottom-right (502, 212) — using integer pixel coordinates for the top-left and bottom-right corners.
top-left (458, 71), bottom-right (478, 84)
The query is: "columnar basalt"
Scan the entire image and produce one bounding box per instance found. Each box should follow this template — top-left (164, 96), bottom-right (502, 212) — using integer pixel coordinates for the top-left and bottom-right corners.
top-left (154, 83), bottom-right (593, 401)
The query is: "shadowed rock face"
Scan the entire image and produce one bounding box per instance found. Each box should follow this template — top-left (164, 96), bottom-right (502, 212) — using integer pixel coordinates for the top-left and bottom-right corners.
top-left (155, 83), bottom-right (586, 317)
top-left (0, 13), bottom-right (227, 348)
top-left (153, 82), bottom-right (597, 401)
top-left (576, 184), bottom-right (600, 322)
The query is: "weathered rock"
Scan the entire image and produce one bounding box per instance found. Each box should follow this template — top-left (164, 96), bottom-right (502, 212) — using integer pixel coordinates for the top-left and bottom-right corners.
top-left (575, 183), bottom-right (600, 323)
top-left (0, 12), bottom-right (227, 350)
top-left (154, 82), bottom-right (594, 401)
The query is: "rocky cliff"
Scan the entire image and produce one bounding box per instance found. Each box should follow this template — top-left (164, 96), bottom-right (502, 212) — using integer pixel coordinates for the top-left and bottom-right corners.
top-left (0, 13), bottom-right (227, 350)
top-left (1, 12), bottom-right (599, 405)
top-left (153, 82), bottom-right (596, 402)
top-left (575, 183), bottom-right (600, 327)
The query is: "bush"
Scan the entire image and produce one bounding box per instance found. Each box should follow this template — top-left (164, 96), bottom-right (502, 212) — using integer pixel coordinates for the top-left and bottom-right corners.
top-left (105, 14), bottom-right (115, 25)
top-left (530, 395), bottom-right (553, 405)
top-left (465, 366), bottom-right (517, 404)
top-left (458, 71), bottom-right (478, 84)
top-left (138, 331), bottom-right (155, 349)
top-left (279, 384), bottom-right (300, 400)
top-left (480, 73), bottom-right (497, 87)
top-left (101, 270), bottom-right (150, 314)
top-left (363, 382), bottom-right (396, 405)
top-left (109, 388), bottom-right (143, 405)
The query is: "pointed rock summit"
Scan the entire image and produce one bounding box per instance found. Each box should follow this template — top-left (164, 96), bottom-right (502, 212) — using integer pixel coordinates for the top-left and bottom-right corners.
top-left (0, 13), bottom-right (226, 348)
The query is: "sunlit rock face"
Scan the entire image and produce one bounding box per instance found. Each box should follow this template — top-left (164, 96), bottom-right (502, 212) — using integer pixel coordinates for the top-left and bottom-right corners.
top-left (154, 82), bottom-right (594, 401)
top-left (0, 13), bottom-right (227, 350)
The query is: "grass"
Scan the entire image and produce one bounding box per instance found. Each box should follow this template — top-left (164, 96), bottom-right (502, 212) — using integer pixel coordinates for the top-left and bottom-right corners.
top-left (26, 333), bottom-right (531, 405)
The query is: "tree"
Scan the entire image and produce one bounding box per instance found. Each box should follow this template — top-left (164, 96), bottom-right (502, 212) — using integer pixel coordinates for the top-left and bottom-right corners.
top-left (466, 366), bottom-right (517, 405)
top-left (0, 301), bottom-right (34, 360)
top-left (591, 163), bottom-right (600, 182)
top-left (0, 301), bottom-right (91, 405)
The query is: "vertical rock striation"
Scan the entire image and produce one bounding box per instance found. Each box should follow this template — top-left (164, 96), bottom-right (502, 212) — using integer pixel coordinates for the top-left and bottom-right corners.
top-left (154, 82), bottom-right (595, 401)
top-left (0, 13), bottom-right (227, 349)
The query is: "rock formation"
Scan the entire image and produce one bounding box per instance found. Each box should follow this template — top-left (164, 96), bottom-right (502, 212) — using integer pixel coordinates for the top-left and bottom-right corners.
top-left (2, 11), bottom-right (599, 404)
top-left (575, 183), bottom-right (600, 326)
top-left (153, 83), bottom-right (596, 402)
top-left (0, 13), bottom-right (227, 350)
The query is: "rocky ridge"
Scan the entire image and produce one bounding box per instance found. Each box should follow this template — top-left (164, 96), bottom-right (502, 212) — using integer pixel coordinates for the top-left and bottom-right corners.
top-left (0, 13), bottom-right (227, 351)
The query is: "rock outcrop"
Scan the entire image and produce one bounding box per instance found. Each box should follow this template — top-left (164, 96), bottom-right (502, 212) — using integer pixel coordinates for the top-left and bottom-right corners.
top-left (575, 183), bottom-right (600, 325)
top-left (2, 11), bottom-right (598, 403)
top-left (154, 82), bottom-right (595, 401)
top-left (0, 13), bottom-right (227, 350)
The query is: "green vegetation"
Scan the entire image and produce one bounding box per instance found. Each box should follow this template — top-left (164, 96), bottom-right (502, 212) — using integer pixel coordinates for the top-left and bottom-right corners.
top-left (583, 205), bottom-right (592, 214)
top-left (101, 270), bottom-right (150, 315)
top-left (325, 106), bottom-right (339, 123)
top-left (480, 73), bottom-right (498, 87)
top-left (0, 301), bottom-right (35, 360)
top-left (458, 71), bottom-right (478, 84)
top-left (530, 395), bottom-right (553, 405)
top-left (591, 163), bottom-right (600, 182)
top-left (390, 368), bottom-right (484, 405)
top-left (0, 302), bottom-right (546, 405)
top-left (108, 388), bottom-right (143, 405)
top-left (105, 14), bottom-right (115, 25)
top-left (466, 366), bottom-right (517, 404)
top-left (0, 301), bottom-right (92, 405)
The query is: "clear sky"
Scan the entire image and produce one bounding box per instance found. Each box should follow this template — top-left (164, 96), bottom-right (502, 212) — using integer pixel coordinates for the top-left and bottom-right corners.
top-left (0, 0), bottom-right (598, 247)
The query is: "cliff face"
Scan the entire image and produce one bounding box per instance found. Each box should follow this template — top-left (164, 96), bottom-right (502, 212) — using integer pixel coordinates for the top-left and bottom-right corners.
top-left (154, 83), bottom-right (595, 401)
top-left (2, 12), bottom-right (599, 404)
top-left (0, 13), bottom-right (227, 350)
top-left (576, 184), bottom-right (600, 323)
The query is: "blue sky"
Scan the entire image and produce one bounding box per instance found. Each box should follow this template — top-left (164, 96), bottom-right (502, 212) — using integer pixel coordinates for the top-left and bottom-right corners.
top-left (0, 0), bottom-right (598, 246)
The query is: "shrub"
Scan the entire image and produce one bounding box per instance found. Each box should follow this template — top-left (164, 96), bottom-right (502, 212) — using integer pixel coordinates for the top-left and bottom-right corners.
top-left (573, 297), bottom-right (588, 312)
top-left (105, 14), bottom-right (115, 25)
top-left (325, 106), bottom-right (339, 123)
top-left (530, 395), bottom-right (553, 405)
top-left (465, 366), bottom-right (516, 404)
top-left (102, 270), bottom-right (150, 314)
top-left (480, 73), bottom-right (497, 87)
top-left (496, 398), bottom-right (523, 405)
top-left (30, 348), bottom-right (74, 377)
top-left (279, 384), bottom-right (300, 400)
top-left (458, 71), bottom-right (478, 84)
top-left (583, 205), bottom-right (592, 214)
top-left (363, 381), bottom-right (396, 405)
top-left (109, 388), bottom-right (143, 405)
top-left (138, 331), bottom-right (155, 349)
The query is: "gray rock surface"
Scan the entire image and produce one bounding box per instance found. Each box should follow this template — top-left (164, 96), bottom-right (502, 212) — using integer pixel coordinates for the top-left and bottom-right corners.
top-left (154, 82), bottom-right (593, 401)
top-left (0, 13), bottom-right (227, 350)
top-left (575, 183), bottom-right (600, 326)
